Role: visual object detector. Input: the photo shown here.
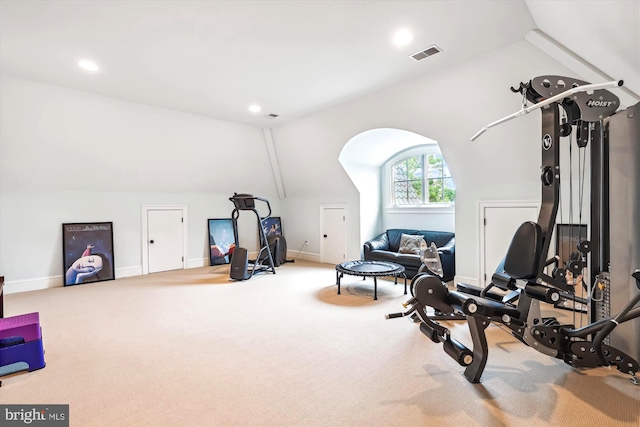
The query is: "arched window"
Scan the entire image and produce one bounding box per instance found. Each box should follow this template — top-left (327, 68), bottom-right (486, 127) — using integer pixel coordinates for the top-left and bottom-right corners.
top-left (391, 151), bottom-right (455, 206)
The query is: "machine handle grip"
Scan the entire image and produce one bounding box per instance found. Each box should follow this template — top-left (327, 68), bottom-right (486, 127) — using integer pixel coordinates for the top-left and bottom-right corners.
top-left (544, 256), bottom-right (560, 267)
top-left (255, 196), bottom-right (272, 219)
top-left (386, 305), bottom-right (418, 319)
top-left (470, 80), bottom-right (624, 141)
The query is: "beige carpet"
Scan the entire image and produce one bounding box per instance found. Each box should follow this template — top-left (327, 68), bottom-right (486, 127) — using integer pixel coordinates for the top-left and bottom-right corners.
top-left (1, 260), bottom-right (638, 426)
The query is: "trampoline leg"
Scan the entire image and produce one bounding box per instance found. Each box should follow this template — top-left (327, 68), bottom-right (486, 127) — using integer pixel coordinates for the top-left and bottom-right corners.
top-left (374, 277), bottom-right (378, 300)
top-left (337, 271), bottom-right (342, 294)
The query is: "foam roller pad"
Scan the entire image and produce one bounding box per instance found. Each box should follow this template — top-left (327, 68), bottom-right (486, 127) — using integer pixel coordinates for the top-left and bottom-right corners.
top-left (0, 312), bottom-right (41, 342)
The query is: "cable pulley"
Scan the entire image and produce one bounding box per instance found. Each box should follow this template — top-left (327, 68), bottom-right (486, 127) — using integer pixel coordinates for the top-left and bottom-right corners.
top-left (541, 166), bottom-right (554, 186)
top-left (566, 259), bottom-right (585, 277)
top-left (577, 240), bottom-right (592, 255)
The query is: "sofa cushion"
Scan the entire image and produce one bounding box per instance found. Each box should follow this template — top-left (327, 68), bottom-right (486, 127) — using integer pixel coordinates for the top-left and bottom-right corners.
top-left (396, 253), bottom-right (423, 268)
top-left (387, 229), bottom-right (418, 252)
top-left (398, 234), bottom-right (425, 255)
top-left (416, 230), bottom-right (455, 248)
top-left (366, 250), bottom-right (398, 263)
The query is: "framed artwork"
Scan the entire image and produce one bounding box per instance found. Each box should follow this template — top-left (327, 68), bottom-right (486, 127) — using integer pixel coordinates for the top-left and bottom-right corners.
top-left (62, 222), bottom-right (115, 286)
top-left (556, 223), bottom-right (588, 267)
top-left (208, 219), bottom-right (237, 265)
top-left (261, 216), bottom-right (282, 237)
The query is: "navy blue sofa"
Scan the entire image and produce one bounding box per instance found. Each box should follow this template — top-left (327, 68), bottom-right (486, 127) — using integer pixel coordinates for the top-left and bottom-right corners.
top-left (363, 229), bottom-right (455, 282)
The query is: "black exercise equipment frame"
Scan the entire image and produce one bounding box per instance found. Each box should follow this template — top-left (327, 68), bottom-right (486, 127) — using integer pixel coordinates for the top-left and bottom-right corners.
top-left (389, 76), bottom-right (640, 384)
top-left (229, 193), bottom-right (276, 280)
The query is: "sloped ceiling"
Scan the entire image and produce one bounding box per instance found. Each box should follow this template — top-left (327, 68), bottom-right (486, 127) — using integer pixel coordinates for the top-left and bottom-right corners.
top-left (0, 1), bottom-right (535, 126)
top-left (0, 1), bottom-right (636, 126)
top-left (525, 0), bottom-right (639, 97)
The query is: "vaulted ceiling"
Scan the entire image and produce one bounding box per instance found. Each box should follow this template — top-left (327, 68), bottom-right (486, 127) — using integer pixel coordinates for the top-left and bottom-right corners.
top-left (1, 1), bottom-right (638, 127)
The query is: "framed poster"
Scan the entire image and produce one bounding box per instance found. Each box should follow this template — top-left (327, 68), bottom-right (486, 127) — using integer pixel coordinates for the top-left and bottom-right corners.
top-left (208, 219), bottom-right (237, 265)
top-left (62, 222), bottom-right (115, 286)
top-left (261, 216), bottom-right (282, 237)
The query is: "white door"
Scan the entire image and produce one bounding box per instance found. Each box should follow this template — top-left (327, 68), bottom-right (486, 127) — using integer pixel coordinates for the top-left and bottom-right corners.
top-left (481, 204), bottom-right (538, 287)
top-left (147, 209), bottom-right (185, 273)
top-left (321, 206), bottom-right (347, 264)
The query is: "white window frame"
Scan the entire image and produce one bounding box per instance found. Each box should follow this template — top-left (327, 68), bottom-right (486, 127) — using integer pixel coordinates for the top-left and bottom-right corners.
top-left (384, 145), bottom-right (455, 212)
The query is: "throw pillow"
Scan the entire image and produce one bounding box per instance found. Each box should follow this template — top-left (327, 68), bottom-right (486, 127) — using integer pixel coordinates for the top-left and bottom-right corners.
top-left (398, 234), bottom-right (426, 255)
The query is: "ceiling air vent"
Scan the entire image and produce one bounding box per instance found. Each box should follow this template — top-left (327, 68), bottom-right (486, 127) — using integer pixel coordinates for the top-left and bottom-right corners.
top-left (410, 45), bottom-right (442, 61)
top-left (265, 113), bottom-right (279, 119)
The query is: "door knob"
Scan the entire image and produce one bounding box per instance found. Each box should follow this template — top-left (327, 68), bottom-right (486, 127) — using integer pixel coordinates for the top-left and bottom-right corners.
top-left (150, 240), bottom-right (154, 244)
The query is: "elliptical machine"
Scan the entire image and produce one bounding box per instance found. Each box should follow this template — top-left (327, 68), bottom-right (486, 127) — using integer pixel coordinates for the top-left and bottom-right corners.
top-left (229, 193), bottom-right (276, 281)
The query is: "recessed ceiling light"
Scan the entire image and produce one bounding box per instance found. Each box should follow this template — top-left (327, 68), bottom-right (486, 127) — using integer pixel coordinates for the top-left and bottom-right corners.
top-left (393, 29), bottom-right (413, 47)
top-left (249, 104), bottom-right (261, 113)
top-left (78, 59), bottom-right (99, 72)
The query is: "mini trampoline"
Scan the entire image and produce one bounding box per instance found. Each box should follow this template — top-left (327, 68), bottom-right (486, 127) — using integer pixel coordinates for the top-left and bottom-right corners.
top-left (335, 260), bottom-right (406, 300)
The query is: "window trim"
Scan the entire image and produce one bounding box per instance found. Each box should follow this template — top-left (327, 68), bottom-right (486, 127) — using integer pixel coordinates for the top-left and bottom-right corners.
top-left (386, 204), bottom-right (455, 214)
top-left (387, 148), bottom-right (455, 208)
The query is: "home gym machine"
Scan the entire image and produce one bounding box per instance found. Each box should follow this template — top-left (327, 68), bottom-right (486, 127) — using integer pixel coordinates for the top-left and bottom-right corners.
top-left (229, 193), bottom-right (276, 281)
top-left (388, 75), bottom-right (640, 384)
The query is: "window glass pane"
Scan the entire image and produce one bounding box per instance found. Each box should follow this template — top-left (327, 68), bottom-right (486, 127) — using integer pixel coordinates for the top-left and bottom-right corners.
top-left (393, 162), bottom-right (407, 181)
top-left (427, 154), bottom-right (443, 178)
top-left (428, 179), bottom-right (443, 202)
top-left (395, 181), bottom-right (408, 204)
top-left (443, 178), bottom-right (456, 202)
top-left (407, 156), bottom-right (422, 180)
top-left (390, 151), bottom-right (455, 205)
top-left (443, 162), bottom-right (451, 178)
top-left (444, 177), bottom-right (456, 190)
top-left (408, 180), bottom-right (422, 204)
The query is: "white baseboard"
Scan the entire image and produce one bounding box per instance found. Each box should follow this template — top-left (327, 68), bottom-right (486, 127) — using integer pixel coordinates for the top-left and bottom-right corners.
top-left (196, 250), bottom-right (322, 265)
top-left (4, 265), bottom-right (143, 294)
top-left (115, 265), bottom-right (143, 279)
top-left (3, 275), bottom-right (63, 295)
top-left (4, 254), bottom-right (324, 295)
top-left (187, 258), bottom-right (208, 269)
top-left (455, 275), bottom-right (479, 287)
top-left (287, 250), bottom-right (321, 263)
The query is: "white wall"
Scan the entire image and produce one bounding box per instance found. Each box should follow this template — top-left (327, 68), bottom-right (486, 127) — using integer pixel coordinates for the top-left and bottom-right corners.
top-left (0, 76), bottom-right (281, 291)
top-left (338, 160), bottom-right (380, 255)
top-left (279, 194), bottom-right (360, 262)
top-left (0, 75), bottom-right (277, 194)
top-left (0, 191), bottom-right (279, 274)
top-left (272, 40), bottom-right (579, 281)
top-left (0, 39), bottom-right (600, 290)
top-left (383, 209), bottom-right (455, 233)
